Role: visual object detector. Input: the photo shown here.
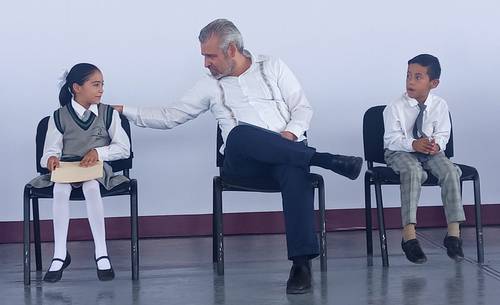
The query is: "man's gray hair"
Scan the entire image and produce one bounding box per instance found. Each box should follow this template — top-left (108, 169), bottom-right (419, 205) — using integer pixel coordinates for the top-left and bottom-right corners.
top-left (199, 19), bottom-right (244, 54)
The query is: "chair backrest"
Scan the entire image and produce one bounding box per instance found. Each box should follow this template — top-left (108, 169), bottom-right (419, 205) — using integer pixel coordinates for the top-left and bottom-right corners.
top-left (35, 114), bottom-right (134, 175)
top-left (362, 105), bottom-right (454, 166)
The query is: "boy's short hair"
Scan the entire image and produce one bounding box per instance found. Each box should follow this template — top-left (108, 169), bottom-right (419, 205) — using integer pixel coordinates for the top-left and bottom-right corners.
top-left (408, 54), bottom-right (441, 80)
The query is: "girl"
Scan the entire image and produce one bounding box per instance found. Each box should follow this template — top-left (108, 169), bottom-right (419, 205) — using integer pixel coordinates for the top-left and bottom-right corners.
top-left (29, 63), bottom-right (130, 282)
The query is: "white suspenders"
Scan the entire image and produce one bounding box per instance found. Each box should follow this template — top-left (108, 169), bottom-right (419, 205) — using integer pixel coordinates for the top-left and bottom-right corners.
top-left (216, 59), bottom-right (289, 125)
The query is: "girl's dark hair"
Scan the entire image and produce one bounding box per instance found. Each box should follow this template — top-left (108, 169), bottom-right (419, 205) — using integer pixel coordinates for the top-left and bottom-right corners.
top-left (59, 63), bottom-right (100, 107)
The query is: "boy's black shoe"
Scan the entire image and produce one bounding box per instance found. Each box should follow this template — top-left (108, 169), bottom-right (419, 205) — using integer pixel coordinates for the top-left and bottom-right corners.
top-left (43, 252), bottom-right (71, 283)
top-left (95, 256), bottom-right (115, 281)
top-left (286, 263), bottom-right (312, 294)
top-left (443, 235), bottom-right (464, 262)
top-left (401, 239), bottom-right (427, 264)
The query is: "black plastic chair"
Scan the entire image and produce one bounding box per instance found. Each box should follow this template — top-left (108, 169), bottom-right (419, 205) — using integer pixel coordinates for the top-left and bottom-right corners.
top-left (363, 105), bottom-right (483, 266)
top-left (23, 115), bottom-right (139, 285)
top-left (212, 126), bottom-right (327, 275)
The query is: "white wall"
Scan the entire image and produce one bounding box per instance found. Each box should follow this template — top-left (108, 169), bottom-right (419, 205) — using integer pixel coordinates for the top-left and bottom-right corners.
top-left (1, 0), bottom-right (499, 221)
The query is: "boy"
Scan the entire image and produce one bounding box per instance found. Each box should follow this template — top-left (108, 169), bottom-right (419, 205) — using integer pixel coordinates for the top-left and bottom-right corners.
top-left (383, 54), bottom-right (465, 264)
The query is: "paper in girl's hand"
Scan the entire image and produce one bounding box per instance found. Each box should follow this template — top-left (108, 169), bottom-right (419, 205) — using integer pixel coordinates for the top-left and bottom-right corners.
top-left (50, 161), bottom-right (104, 183)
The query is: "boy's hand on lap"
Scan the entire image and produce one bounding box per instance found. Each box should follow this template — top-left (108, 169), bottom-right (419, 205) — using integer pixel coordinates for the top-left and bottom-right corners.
top-left (47, 156), bottom-right (60, 172)
top-left (80, 149), bottom-right (99, 167)
top-left (412, 138), bottom-right (434, 154)
top-left (429, 141), bottom-right (440, 155)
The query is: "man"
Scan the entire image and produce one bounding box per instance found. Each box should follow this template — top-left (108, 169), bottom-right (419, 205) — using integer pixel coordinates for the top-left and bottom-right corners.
top-left (115, 19), bottom-right (362, 294)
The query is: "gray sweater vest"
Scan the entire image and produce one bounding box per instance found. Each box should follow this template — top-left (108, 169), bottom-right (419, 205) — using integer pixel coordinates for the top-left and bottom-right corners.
top-left (29, 103), bottom-right (128, 190)
top-left (54, 103), bottom-right (114, 160)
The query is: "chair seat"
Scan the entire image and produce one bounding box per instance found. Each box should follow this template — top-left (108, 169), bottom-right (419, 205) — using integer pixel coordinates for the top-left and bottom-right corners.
top-left (368, 163), bottom-right (478, 185)
top-left (219, 173), bottom-right (323, 192)
top-left (29, 180), bottom-right (132, 200)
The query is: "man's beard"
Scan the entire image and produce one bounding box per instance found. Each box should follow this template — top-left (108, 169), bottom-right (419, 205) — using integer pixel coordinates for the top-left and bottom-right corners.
top-left (210, 59), bottom-right (236, 79)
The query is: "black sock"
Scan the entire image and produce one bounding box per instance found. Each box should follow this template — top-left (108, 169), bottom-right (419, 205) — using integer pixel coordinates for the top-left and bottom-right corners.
top-left (292, 255), bottom-right (309, 266)
top-left (310, 152), bottom-right (332, 168)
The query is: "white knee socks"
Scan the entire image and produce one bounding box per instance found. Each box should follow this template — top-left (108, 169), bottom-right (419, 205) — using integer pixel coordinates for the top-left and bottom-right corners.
top-left (82, 180), bottom-right (111, 270)
top-left (49, 183), bottom-right (71, 271)
top-left (49, 180), bottom-right (111, 272)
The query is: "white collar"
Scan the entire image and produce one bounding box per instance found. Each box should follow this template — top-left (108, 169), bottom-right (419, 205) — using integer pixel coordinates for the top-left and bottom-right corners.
top-left (237, 51), bottom-right (257, 78)
top-left (71, 100), bottom-right (99, 117)
top-left (404, 92), bottom-right (434, 110)
top-left (209, 50), bottom-right (259, 79)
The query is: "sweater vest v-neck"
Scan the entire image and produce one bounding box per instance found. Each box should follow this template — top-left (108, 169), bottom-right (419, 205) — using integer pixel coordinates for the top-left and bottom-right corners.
top-left (54, 103), bottom-right (114, 160)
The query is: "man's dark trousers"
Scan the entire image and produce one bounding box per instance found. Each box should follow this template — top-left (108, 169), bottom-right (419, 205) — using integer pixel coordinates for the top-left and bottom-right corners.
top-left (222, 124), bottom-right (320, 259)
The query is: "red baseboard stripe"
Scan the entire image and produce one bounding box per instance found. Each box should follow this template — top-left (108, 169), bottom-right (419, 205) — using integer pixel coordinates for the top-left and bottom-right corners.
top-left (1, 204), bottom-right (497, 243)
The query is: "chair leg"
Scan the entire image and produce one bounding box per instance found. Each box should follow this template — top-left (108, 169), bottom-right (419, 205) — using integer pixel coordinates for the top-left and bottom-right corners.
top-left (374, 182), bottom-right (389, 267)
top-left (32, 198), bottom-right (42, 271)
top-left (317, 177), bottom-right (327, 272)
top-left (213, 177), bottom-right (224, 275)
top-left (23, 185), bottom-right (31, 285)
top-left (130, 179), bottom-right (139, 280)
top-left (473, 177), bottom-right (484, 264)
top-left (212, 183), bottom-right (217, 264)
top-left (364, 173), bottom-right (373, 266)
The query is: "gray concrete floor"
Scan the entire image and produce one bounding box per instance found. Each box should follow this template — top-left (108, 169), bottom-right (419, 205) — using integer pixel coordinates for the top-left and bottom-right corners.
top-left (2, 226), bottom-right (500, 305)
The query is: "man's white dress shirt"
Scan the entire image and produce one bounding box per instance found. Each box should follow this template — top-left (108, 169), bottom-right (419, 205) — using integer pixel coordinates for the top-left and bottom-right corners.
top-left (123, 53), bottom-right (313, 151)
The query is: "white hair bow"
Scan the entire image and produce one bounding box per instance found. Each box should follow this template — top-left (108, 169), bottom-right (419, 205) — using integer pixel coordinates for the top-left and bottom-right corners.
top-left (58, 69), bottom-right (69, 91)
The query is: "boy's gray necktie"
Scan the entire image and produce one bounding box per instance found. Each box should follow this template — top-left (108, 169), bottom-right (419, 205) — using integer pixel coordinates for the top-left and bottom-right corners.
top-left (412, 103), bottom-right (427, 139)
top-left (82, 109), bottom-right (91, 121)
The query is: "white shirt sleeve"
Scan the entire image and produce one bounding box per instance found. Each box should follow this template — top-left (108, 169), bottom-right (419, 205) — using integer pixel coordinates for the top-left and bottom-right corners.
top-left (122, 80), bottom-right (211, 130)
top-left (432, 102), bottom-right (451, 152)
top-left (40, 116), bottom-right (63, 168)
top-left (275, 59), bottom-right (313, 139)
top-left (383, 104), bottom-right (416, 152)
top-left (94, 110), bottom-right (131, 161)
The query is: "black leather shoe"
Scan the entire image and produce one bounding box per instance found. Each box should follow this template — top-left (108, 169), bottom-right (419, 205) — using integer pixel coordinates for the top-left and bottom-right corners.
top-left (401, 239), bottom-right (427, 264)
top-left (95, 256), bottom-right (115, 281)
top-left (286, 263), bottom-right (312, 294)
top-left (43, 252), bottom-right (71, 283)
top-left (443, 235), bottom-right (464, 262)
top-left (329, 155), bottom-right (363, 180)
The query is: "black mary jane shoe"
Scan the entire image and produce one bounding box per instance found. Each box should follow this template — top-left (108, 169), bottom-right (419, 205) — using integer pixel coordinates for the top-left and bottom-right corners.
top-left (43, 252), bottom-right (71, 283)
top-left (95, 256), bottom-right (115, 281)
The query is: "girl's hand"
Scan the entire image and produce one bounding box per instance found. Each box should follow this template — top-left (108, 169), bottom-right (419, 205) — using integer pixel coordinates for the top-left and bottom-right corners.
top-left (80, 149), bottom-right (99, 167)
top-left (47, 156), bottom-right (60, 172)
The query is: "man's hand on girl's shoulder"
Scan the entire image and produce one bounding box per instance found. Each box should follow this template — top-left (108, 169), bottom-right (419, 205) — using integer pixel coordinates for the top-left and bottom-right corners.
top-left (112, 105), bottom-right (123, 113)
